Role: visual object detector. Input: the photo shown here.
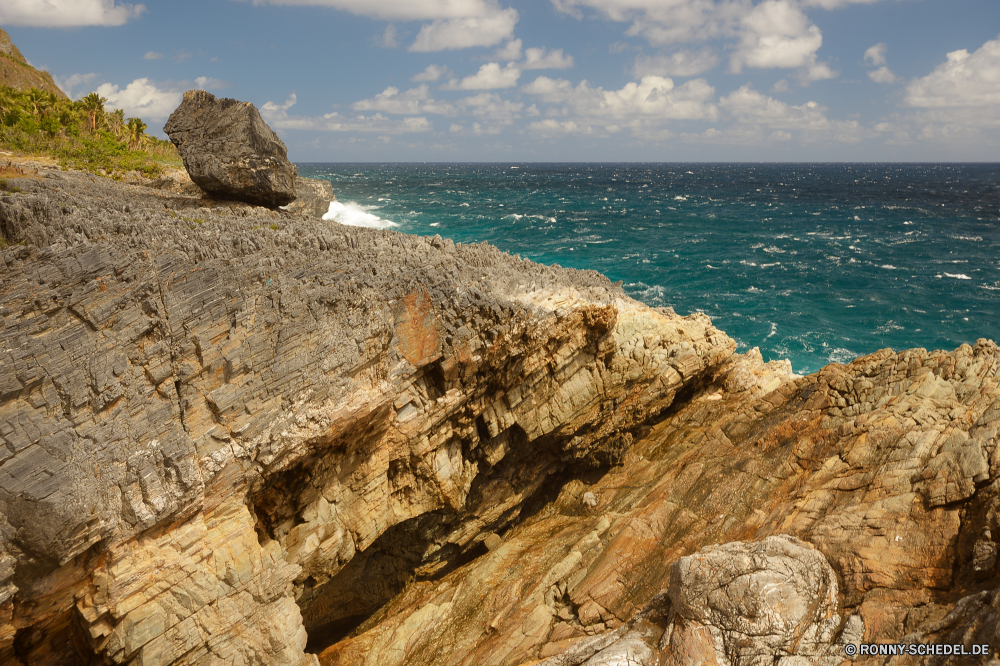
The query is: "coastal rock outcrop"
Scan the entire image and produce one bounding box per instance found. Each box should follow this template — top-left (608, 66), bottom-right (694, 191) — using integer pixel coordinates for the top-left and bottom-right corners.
top-left (317, 340), bottom-right (1000, 665)
top-left (2, 162), bottom-right (999, 666)
top-left (284, 177), bottom-right (336, 218)
top-left (0, 166), bottom-right (732, 665)
top-left (164, 90), bottom-right (297, 207)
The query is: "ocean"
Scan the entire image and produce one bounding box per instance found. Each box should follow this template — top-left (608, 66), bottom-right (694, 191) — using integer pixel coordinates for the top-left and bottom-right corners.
top-left (296, 163), bottom-right (1000, 375)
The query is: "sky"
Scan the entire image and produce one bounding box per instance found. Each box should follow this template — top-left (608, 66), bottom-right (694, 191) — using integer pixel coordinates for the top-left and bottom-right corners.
top-left (2, 0), bottom-right (999, 162)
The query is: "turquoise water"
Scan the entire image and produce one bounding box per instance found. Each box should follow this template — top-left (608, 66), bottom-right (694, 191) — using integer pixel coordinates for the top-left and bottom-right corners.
top-left (297, 163), bottom-right (1000, 375)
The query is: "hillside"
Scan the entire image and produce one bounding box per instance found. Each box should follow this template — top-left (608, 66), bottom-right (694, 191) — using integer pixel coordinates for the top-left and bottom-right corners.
top-left (0, 27), bottom-right (66, 98)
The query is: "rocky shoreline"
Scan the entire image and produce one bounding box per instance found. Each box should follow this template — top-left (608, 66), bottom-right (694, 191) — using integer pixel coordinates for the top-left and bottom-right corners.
top-left (0, 163), bottom-right (998, 666)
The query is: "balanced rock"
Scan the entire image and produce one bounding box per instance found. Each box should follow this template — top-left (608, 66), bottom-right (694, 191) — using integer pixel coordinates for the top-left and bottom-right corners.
top-left (164, 90), bottom-right (297, 207)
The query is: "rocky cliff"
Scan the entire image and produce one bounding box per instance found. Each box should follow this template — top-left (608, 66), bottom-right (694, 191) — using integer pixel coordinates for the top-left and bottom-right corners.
top-left (1, 163), bottom-right (998, 666)
top-left (318, 340), bottom-right (1000, 665)
top-left (0, 29), bottom-right (66, 98)
top-left (0, 164), bottom-right (735, 665)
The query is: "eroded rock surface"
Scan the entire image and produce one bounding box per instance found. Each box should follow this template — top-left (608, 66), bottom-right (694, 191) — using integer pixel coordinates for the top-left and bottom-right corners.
top-left (665, 535), bottom-right (846, 666)
top-left (284, 177), bottom-right (335, 219)
top-left (318, 341), bottom-right (1000, 666)
top-left (164, 90), bottom-right (297, 207)
top-left (3, 162), bottom-right (999, 666)
top-left (0, 167), bottom-right (733, 665)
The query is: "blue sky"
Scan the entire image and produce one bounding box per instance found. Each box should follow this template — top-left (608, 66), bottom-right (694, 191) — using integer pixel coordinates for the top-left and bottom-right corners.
top-left (3, 0), bottom-right (999, 161)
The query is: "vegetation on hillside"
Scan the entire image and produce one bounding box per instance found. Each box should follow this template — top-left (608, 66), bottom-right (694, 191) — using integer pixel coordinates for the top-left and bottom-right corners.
top-left (0, 86), bottom-right (182, 180)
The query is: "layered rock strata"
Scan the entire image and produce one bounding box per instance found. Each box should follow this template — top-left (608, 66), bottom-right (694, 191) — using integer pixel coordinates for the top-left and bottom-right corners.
top-left (0, 166), bottom-right (733, 665)
top-left (164, 90), bottom-right (297, 208)
top-left (283, 178), bottom-right (336, 219)
top-left (316, 341), bottom-right (1000, 665)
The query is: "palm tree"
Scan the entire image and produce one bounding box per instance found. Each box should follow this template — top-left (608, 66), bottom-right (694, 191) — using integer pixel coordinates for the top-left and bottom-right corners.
top-left (0, 87), bottom-right (14, 122)
top-left (81, 92), bottom-right (107, 132)
top-left (26, 89), bottom-right (46, 117)
top-left (126, 117), bottom-right (147, 150)
top-left (107, 108), bottom-right (126, 140)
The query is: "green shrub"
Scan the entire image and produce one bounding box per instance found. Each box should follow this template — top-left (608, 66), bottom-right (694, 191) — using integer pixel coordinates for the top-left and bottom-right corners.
top-left (0, 85), bottom-right (183, 180)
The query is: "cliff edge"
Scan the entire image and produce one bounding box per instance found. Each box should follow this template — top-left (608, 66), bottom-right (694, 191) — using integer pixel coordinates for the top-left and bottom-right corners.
top-left (0, 165), bottom-right (734, 665)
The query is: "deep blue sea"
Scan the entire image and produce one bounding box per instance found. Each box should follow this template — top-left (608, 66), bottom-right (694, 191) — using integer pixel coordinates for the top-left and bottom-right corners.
top-left (297, 163), bottom-right (1000, 375)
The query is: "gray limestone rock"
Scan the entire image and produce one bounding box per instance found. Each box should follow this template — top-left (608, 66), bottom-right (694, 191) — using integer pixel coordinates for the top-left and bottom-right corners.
top-left (284, 176), bottom-right (335, 218)
top-left (0, 165), bottom-right (734, 666)
top-left (164, 90), bottom-right (297, 207)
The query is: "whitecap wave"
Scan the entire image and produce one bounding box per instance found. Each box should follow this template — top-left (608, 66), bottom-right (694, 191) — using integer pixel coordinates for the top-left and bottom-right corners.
top-left (322, 201), bottom-right (399, 229)
top-left (945, 273), bottom-right (972, 280)
top-left (828, 348), bottom-right (857, 365)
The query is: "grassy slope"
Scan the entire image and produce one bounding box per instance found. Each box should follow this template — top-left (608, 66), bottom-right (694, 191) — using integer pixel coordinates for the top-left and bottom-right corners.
top-left (0, 85), bottom-right (183, 180)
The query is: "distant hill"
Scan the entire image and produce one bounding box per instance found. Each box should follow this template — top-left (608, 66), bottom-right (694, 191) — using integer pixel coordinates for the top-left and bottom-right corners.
top-left (0, 27), bottom-right (67, 99)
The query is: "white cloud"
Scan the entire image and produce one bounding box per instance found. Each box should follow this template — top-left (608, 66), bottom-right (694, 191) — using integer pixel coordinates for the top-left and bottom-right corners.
top-left (494, 38), bottom-right (523, 61)
top-left (868, 66), bottom-right (896, 84)
top-left (522, 47), bottom-right (574, 70)
top-left (801, 0), bottom-right (884, 7)
top-left (351, 85), bottom-right (456, 114)
top-left (633, 49), bottom-right (720, 77)
top-left (457, 92), bottom-right (523, 122)
top-left (262, 94), bottom-right (432, 132)
top-left (802, 61), bottom-right (837, 82)
top-left (144, 51), bottom-right (164, 60)
top-left (52, 73), bottom-right (98, 99)
top-left (773, 78), bottom-right (789, 92)
top-left (521, 76), bottom-right (577, 102)
top-left (864, 42), bottom-right (887, 66)
top-left (550, 0), bottom-right (746, 46)
top-left (194, 76), bottom-right (228, 89)
top-left (731, 0), bottom-right (824, 72)
top-left (375, 24), bottom-right (399, 47)
top-left (95, 78), bottom-right (182, 122)
top-left (247, 0), bottom-right (505, 21)
top-left (527, 119), bottom-right (593, 135)
top-left (719, 83), bottom-right (863, 141)
top-left (0, 0), bottom-right (145, 27)
top-left (523, 74), bottom-right (718, 136)
top-left (863, 44), bottom-right (897, 84)
top-left (905, 36), bottom-right (1000, 108)
top-left (441, 62), bottom-right (521, 90)
top-left (409, 6), bottom-right (518, 51)
top-left (411, 64), bottom-right (453, 82)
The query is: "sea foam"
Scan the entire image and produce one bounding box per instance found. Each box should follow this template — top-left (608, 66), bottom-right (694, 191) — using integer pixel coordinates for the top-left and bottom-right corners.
top-left (322, 201), bottom-right (399, 229)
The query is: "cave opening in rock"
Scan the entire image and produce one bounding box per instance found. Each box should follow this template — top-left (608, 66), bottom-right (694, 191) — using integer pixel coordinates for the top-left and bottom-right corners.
top-left (300, 510), bottom-right (453, 654)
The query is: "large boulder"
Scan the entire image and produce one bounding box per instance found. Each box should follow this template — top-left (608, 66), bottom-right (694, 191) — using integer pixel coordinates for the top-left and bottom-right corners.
top-left (164, 90), bottom-right (297, 207)
top-left (665, 535), bottom-right (849, 666)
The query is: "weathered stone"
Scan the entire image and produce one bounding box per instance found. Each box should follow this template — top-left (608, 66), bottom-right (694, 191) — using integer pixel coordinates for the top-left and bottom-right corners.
top-left (316, 340), bottom-right (1000, 666)
top-left (665, 536), bottom-right (845, 666)
top-left (4, 155), bottom-right (1000, 666)
top-left (284, 177), bottom-right (336, 218)
top-left (164, 90), bottom-right (297, 207)
top-left (0, 163), bottom-right (733, 665)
